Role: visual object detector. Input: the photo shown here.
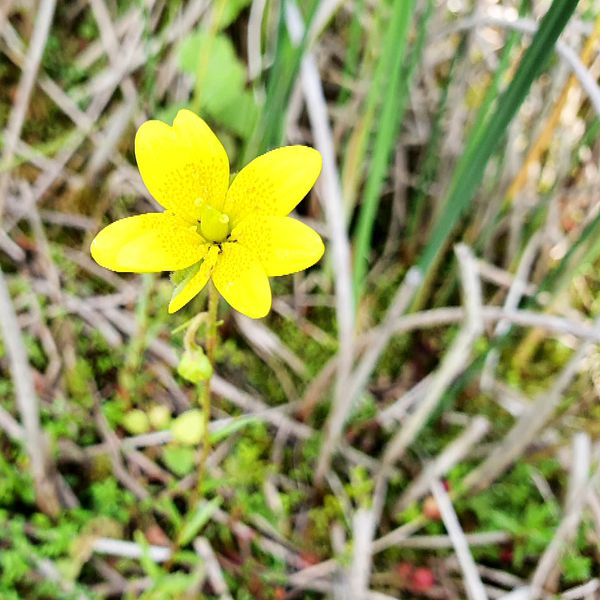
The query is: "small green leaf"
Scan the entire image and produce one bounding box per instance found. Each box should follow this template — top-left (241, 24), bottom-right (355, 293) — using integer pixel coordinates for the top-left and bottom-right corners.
top-left (209, 415), bottom-right (258, 444)
top-left (134, 530), bottom-right (163, 580)
top-left (213, 90), bottom-right (258, 138)
top-left (171, 409), bottom-right (205, 445)
top-left (154, 496), bottom-right (184, 530)
top-left (121, 409), bottom-right (150, 435)
top-left (148, 404), bottom-right (171, 430)
top-left (214, 0), bottom-right (252, 30)
top-left (177, 29), bottom-right (258, 138)
top-left (162, 445), bottom-right (196, 477)
top-left (171, 261), bottom-right (201, 289)
top-left (178, 31), bottom-right (245, 112)
top-left (177, 498), bottom-right (222, 546)
top-left (562, 553), bottom-right (592, 584)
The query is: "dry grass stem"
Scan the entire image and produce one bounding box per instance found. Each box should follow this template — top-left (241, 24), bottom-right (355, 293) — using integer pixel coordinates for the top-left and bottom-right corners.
top-left (431, 480), bottom-right (489, 600)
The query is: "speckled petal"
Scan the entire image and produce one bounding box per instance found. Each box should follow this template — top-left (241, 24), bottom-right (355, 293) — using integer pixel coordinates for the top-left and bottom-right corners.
top-left (135, 109), bottom-right (230, 222)
top-left (231, 216), bottom-right (324, 276)
top-left (211, 243), bottom-right (271, 318)
top-left (90, 213), bottom-right (207, 273)
top-left (168, 246), bottom-right (220, 313)
top-left (222, 146), bottom-right (322, 227)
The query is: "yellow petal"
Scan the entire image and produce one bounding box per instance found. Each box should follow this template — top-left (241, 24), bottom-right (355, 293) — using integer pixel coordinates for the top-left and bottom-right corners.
top-left (231, 216), bottom-right (324, 276)
top-left (168, 246), bottom-right (220, 313)
top-left (135, 109), bottom-right (229, 222)
top-left (90, 213), bottom-right (207, 273)
top-left (211, 243), bottom-right (271, 318)
top-left (223, 146), bottom-right (322, 227)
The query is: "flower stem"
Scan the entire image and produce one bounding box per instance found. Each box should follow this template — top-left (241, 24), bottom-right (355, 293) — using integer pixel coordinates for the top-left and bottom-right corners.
top-left (206, 281), bottom-right (219, 365)
top-left (197, 282), bottom-right (219, 494)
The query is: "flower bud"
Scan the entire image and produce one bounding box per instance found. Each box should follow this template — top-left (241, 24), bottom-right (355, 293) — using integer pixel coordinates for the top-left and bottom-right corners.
top-left (171, 409), bottom-right (204, 445)
top-left (177, 349), bottom-right (213, 383)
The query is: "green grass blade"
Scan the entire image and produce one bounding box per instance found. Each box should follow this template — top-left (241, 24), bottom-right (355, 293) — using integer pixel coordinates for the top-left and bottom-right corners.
top-left (538, 203), bottom-right (600, 297)
top-left (352, 0), bottom-right (422, 303)
top-left (341, 2), bottom-right (406, 210)
top-left (463, 0), bottom-right (530, 156)
top-left (242, 0), bottom-right (319, 164)
top-left (405, 34), bottom-right (468, 255)
top-left (417, 0), bottom-right (580, 277)
top-left (338, 0), bottom-right (364, 105)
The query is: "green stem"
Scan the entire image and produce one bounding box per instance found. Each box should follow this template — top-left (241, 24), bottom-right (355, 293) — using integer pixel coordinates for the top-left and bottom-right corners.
top-left (197, 282), bottom-right (219, 494)
top-left (352, 0), bottom-right (418, 304)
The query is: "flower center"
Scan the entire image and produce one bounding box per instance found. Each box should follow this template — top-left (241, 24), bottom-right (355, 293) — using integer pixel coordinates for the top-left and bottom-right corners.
top-left (198, 202), bottom-right (230, 243)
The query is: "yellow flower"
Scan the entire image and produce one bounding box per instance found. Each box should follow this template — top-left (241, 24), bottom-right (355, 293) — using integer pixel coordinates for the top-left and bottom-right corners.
top-left (90, 110), bottom-right (324, 318)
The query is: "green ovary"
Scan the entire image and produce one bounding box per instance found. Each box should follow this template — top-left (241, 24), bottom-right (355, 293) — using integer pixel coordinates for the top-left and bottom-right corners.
top-left (199, 203), bottom-right (230, 243)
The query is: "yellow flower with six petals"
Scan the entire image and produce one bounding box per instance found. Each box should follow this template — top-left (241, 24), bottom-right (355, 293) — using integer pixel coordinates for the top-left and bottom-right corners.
top-left (91, 110), bottom-right (324, 318)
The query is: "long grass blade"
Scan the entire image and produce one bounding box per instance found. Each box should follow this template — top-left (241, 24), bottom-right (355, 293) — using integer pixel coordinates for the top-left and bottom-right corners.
top-left (417, 0), bottom-right (580, 279)
top-left (405, 33), bottom-right (468, 257)
top-left (352, 0), bottom-right (422, 304)
top-left (242, 0), bottom-right (319, 164)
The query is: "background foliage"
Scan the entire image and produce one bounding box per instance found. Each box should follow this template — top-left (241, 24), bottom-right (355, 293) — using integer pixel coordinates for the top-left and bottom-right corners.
top-left (1, 0), bottom-right (600, 598)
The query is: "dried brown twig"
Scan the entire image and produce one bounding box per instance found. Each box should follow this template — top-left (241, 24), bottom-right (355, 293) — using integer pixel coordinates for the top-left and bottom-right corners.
top-left (0, 267), bottom-right (61, 515)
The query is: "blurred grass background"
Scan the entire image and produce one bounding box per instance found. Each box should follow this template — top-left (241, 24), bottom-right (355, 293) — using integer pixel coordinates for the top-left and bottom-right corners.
top-left (1, 0), bottom-right (600, 598)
